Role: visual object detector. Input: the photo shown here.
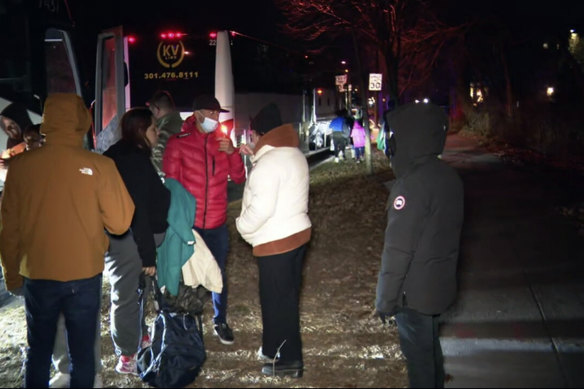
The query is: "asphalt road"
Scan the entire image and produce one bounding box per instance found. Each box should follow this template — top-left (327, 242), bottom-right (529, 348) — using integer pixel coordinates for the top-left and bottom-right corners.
top-left (439, 134), bottom-right (584, 388)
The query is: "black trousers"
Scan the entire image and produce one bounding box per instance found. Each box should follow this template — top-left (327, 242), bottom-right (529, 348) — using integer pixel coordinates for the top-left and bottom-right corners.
top-left (332, 132), bottom-right (348, 156)
top-left (395, 307), bottom-right (445, 388)
top-left (257, 245), bottom-right (306, 363)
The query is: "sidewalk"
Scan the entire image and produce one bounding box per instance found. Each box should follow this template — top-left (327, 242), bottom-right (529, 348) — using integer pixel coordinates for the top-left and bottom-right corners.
top-left (440, 133), bottom-right (584, 388)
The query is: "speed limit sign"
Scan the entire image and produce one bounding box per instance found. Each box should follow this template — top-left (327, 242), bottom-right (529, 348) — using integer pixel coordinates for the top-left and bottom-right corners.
top-left (369, 73), bottom-right (382, 91)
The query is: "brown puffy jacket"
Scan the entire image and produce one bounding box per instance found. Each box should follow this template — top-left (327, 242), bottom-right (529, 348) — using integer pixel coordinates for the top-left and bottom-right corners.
top-left (0, 93), bottom-right (135, 291)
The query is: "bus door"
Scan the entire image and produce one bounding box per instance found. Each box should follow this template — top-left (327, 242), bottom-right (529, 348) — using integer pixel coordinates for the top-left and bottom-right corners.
top-left (94, 26), bottom-right (128, 153)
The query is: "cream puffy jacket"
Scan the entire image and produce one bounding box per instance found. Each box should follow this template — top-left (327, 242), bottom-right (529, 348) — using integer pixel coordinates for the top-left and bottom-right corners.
top-left (236, 124), bottom-right (311, 256)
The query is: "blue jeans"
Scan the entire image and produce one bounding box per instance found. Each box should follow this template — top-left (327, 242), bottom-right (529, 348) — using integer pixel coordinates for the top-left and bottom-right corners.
top-left (23, 274), bottom-right (101, 388)
top-left (395, 307), bottom-right (445, 388)
top-left (195, 224), bottom-right (229, 324)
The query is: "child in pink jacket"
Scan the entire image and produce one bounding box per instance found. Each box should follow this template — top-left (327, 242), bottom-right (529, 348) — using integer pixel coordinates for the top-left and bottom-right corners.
top-left (350, 119), bottom-right (367, 162)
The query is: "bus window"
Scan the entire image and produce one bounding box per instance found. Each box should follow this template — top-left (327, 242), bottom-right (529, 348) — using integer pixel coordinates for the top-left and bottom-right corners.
top-left (44, 28), bottom-right (80, 95)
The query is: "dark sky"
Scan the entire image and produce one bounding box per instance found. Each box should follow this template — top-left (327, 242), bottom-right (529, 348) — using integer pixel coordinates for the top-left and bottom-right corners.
top-left (70, 0), bottom-right (286, 44)
top-left (68, 0), bottom-right (584, 51)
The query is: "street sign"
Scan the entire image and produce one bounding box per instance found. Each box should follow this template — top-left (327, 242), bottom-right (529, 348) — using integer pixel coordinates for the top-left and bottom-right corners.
top-left (335, 74), bottom-right (347, 86)
top-left (369, 73), bottom-right (382, 91)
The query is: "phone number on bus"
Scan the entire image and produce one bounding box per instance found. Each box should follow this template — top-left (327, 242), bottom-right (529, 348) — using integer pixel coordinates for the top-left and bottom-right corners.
top-left (143, 71), bottom-right (199, 80)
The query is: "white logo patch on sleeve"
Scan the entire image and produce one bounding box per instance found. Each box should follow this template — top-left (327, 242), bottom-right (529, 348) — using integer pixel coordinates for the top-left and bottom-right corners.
top-left (393, 195), bottom-right (406, 210)
top-left (79, 167), bottom-right (93, 176)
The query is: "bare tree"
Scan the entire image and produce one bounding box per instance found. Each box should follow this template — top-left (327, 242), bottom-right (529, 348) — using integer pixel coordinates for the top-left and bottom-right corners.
top-left (276, 0), bottom-right (463, 174)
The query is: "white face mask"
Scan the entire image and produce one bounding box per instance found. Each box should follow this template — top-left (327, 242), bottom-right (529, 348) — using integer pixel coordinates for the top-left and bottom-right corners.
top-left (200, 117), bottom-right (218, 133)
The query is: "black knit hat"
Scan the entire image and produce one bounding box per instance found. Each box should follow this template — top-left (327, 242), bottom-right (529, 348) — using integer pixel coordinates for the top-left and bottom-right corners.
top-left (250, 103), bottom-right (282, 135)
top-left (1, 103), bottom-right (33, 130)
top-left (192, 95), bottom-right (229, 112)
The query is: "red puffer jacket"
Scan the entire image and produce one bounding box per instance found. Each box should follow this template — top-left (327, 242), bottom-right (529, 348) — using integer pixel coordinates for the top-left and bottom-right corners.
top-left (163, 115), bottom-right (246, 229)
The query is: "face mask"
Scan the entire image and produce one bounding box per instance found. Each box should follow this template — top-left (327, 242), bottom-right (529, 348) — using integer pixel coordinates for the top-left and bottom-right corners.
top-left (200, 117), bottom-right (218, 133)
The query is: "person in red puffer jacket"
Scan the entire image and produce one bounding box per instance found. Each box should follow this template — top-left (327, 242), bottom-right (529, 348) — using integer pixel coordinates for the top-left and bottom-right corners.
top-left (162, 95), bottom-right (245, 345)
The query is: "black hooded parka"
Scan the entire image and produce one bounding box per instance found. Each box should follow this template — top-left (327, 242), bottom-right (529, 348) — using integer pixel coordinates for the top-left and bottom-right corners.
top-left (376, 102), bottom-right (464, 315)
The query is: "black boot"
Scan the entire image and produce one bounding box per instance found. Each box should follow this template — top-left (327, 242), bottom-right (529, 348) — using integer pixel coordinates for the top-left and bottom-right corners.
top-left (261, 360), bottom-right (303, 378)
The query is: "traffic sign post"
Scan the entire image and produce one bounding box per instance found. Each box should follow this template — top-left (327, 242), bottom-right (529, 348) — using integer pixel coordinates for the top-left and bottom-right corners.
top-left (369, 73), bottom-right (382, 91)
top-left (335, 74), bottom-right (347, 86)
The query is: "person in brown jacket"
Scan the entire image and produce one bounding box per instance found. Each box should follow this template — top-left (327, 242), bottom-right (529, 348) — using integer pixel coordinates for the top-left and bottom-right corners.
top-left (0, 93), bottom-right (135, 388)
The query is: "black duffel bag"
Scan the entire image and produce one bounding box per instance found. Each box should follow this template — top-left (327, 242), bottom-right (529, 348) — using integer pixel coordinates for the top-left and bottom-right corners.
top-left (137, 278), bottom-right (206, 388)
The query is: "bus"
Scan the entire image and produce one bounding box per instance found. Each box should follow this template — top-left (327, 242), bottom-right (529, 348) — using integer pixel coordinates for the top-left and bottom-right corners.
top-left (0, 0), bottom-right (337, 156)
top-left (96, 25), bottom-right (336, 153)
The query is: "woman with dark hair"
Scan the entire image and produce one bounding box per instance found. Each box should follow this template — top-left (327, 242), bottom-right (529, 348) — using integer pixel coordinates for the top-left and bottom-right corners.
top-left (103, 107), bottom-right (170, 375)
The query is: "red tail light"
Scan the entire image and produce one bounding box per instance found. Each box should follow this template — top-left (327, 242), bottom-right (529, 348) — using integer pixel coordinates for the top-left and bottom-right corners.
top-left (160, 31), bottom-right (185, 40)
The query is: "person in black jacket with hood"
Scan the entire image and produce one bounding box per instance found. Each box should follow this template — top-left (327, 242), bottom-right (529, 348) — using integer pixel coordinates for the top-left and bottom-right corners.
top-left (375, 102), bottom-right (464, 388)
top-left (103, 107), bottom-right (171, 375)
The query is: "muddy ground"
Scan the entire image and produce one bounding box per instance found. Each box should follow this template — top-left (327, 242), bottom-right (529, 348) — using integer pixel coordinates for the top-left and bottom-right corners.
top-left (0, 148), bottom-right (409, 388)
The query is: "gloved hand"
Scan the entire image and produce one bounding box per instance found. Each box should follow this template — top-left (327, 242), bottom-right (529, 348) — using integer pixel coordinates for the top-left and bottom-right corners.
top-left (9, 287), bottom-right (24, 297)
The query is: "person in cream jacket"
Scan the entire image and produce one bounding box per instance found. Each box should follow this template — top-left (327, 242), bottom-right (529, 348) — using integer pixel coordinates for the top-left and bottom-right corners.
top-left (236, 102), bottom-right (311, 378)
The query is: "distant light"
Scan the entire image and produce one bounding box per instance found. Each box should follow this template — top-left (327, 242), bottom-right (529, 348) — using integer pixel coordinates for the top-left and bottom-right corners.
top-left (546, 86), bottom-right (555, 97)
top-left (184, 51), bottom-right (191, 55)
top-left (341, 60), bottom-right (346, 65)
top-left (543, 42), bottom-right (549, 49)
top-left (230, 31), bottom-right (237, 37)
top-left (127, 36), bottom-right (136, 44)
top-left (344, 69), bottom-right (349, 73)
top-left (209, 32), bottom-right (217, 39)
top-left (160, 33), bottom-right (167, 39)
top-left (415, 99), bottom-right (420, 104)
top-left (423, 98), bottom-right (429, 103)
top-left (570, 29), bottom-right (575, 33)
top-left (316, 88), bottom-right (323, 95)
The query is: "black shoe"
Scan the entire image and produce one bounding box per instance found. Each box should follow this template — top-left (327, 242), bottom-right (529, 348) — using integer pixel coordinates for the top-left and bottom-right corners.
top-left (213, 322), bottom-right (234, 345)
top-left (261, 360), bottom-right (303, 378)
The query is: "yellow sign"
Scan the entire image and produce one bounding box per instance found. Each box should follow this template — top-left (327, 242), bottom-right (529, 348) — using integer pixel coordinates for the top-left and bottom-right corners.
top-left (143, 71), bottom-right (199, 80)
top-left (156, 41), bottom-right (185, 68)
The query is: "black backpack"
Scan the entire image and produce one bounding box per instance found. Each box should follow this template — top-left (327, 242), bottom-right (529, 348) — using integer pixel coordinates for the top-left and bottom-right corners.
top-left (137, 278), bottom-right (207, 388)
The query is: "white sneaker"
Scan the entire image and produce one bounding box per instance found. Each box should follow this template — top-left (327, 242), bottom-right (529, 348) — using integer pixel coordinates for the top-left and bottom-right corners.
top-left (49, 372), bottom-right (103, 388)
top-left (257, 346), bottom-right (280, 362)
top-left (49, 372), bottom-right (70, 388)
top-left (334, 157), bottom-right (339, 163)
top-left (115, 354), bottom-right (138, 375)
top-left (93, 373), bottom-right (103, 388)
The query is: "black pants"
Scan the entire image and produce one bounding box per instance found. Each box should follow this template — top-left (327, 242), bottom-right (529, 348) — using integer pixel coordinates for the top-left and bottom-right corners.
top-left (332, 132), bottom-right (347, 157)
top-left (395, 307), bottom-right (445, 388)
top-left (257, 245), bottom-right (306, 363)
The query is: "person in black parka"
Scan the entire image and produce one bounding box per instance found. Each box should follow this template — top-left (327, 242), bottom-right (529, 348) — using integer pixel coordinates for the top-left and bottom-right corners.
top-left (375, 102), bottom-right (464, 388)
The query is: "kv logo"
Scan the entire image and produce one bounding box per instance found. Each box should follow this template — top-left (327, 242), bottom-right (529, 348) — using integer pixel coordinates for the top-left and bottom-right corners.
top-left (157, 41), bottom-right (185, 68)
